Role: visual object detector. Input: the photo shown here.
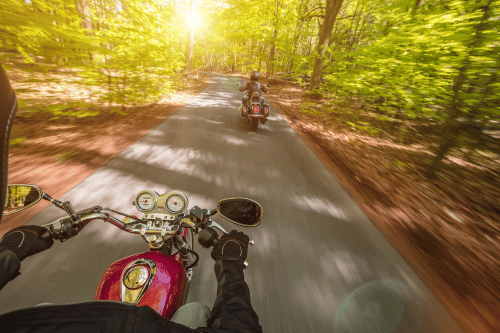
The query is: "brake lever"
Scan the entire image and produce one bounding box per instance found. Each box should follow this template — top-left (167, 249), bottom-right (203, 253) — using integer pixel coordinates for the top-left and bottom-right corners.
top-left (209, 220), bottom-right (227, 234)
top-left (208, 220), bottom-right (255, 246)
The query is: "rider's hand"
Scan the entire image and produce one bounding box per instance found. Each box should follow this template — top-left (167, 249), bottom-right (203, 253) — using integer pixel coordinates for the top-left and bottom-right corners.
top-left (211, 230), bottom-right (249, 263)
top-left (0, 225), bottom-right (53, 261)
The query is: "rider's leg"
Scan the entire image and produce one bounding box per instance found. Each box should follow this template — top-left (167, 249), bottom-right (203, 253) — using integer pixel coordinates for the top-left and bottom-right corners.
top-left (241, 96), bottom-right (249, 116)
top-left (262, 98), bottom-right (270, 115)
top-left (260, 98), bottom-right (269, 123)
top-left (170, 302), bottom-right (211, 329)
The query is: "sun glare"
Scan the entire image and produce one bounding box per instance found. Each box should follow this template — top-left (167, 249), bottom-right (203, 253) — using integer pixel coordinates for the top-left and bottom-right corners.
top-left (185, 11), bottom-right (201, 29)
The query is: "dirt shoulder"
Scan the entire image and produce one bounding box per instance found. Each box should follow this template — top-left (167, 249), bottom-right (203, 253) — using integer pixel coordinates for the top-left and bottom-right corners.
top-left (1, 74), bottom-right (210, 238)
top-left (265, 82), bottom-right (500, 332)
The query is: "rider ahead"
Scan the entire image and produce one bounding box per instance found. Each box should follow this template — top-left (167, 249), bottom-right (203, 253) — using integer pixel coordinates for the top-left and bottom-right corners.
top-left (0, 65), bottom-right (262, 333)
top-left (239, 71), bottom-right (269, 120)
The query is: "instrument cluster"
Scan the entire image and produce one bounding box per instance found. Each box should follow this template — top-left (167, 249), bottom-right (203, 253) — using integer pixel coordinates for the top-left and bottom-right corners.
top-left (133, 190), bottom-right (189, 217)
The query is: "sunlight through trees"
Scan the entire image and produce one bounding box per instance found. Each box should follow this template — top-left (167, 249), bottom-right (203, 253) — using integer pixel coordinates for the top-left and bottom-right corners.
top-left (0, 0), bottom-right (498, 173)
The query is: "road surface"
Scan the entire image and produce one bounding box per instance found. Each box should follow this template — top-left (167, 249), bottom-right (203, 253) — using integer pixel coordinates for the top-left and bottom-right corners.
top-left (0, 75), bottom-right (463, 332)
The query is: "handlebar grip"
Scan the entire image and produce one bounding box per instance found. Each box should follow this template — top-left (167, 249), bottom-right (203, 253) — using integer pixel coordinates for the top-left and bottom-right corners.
top-left (41, 229), bottom-right (53, 242)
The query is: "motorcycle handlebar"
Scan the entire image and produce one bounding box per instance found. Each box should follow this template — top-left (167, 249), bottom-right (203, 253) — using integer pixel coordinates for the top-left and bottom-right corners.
top-left (42, 209), bottom-right (254, 268)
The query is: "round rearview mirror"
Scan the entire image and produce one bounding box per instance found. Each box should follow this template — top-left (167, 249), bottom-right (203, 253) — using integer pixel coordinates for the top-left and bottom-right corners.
top-left (4, 184), bottom-right (43, 215)
top-left (217, 198), bottom-right (262, 227)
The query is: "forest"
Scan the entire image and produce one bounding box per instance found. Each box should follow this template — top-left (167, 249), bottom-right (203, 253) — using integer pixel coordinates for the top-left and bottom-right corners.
top-left (1, 0), bottom-right (498, 175)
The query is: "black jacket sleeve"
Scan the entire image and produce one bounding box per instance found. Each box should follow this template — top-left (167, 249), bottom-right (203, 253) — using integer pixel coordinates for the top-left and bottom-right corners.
top-left (0, 248), bottom-right (21, 289)
top-left (197, 259), bottom-right (262, 333)
top-left (239, 82), bottom-right (249, 92)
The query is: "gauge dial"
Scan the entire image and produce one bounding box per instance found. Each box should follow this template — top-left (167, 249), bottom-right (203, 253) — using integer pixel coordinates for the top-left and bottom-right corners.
top-left (166, 192), bottom-right (188, 214)
top-left (135, 191), bottom-right (157, 212)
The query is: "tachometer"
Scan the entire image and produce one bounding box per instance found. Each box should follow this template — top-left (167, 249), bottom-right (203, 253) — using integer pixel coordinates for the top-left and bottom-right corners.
top-left (165, 192), bottom-right (188, 214)
top-left (134, 190), bottom-right (158, 212)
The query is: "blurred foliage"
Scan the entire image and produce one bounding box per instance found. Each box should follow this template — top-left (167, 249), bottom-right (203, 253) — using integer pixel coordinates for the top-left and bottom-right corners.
top-left (46, 102), bottom-right (100, 119)
top-left (57, 151), bottom-right (78, 161)
top-left (1, 0), bottom-right (498, 173)
top-left (0, 0), bottom-right (187, 108)
top-left (322, 0), bottom-right (500, 174)
top-left (9, 137), bottom-right (28, 146)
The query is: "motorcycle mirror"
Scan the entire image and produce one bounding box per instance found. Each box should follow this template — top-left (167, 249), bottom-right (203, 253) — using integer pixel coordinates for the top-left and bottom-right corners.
top-left (3, 184), bottom-right (43, 215)
top-left (217, 198), bottom-right (262, 227)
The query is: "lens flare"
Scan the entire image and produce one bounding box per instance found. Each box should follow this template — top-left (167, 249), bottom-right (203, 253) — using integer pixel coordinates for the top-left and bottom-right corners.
top-left (185, 11), bottom-right (201, 29)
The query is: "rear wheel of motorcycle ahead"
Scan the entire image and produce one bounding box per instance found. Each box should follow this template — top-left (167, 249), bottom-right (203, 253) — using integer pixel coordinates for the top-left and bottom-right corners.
top-left (250, 117), bottom-right (259, 131)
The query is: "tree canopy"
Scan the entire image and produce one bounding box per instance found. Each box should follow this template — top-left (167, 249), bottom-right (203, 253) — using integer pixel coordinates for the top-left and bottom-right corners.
top-left (1, 0), bottom-right (499, 173)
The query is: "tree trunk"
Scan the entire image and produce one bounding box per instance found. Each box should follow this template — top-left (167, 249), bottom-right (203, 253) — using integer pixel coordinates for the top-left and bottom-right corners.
top-left (186, 0), bottom-right (195, 70)
top-left (74, 0), bottom-right (94, 30)
top-left (427, 0), bottom-right (494, 176)
top-left (288, 11), bottom-right (303, 72)
top-left (267, 0), bottom-right (279, 79)
top-left (233, 43), bottom-right (236, 72)
top-left (309, 0), bottom-right (344, 91)
top-left (187, 28), bottom-right (194, 70)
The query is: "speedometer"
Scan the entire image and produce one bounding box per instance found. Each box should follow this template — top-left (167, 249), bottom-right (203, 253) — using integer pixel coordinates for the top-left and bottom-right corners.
top-left (165, 192), bottom-right (188, 214)
top-left (134, 190), bottom-right (158, 212)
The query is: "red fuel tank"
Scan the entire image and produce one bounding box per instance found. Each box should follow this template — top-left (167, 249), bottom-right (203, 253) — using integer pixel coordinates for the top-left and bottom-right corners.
top-left (94, 251), bottom-right (188, 319)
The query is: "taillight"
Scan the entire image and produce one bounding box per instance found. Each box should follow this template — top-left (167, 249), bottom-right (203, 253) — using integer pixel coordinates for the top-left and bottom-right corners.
top-left (252, 106), bottom-right (259, 113)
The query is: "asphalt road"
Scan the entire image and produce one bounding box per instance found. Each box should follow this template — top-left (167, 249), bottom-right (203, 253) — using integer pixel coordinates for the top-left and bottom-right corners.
top-left (0, 75), bottom-right (463, 332)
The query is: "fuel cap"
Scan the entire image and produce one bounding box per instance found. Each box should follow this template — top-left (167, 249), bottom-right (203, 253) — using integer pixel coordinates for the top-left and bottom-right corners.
top-left (123, 266), bottom-right (149, 289)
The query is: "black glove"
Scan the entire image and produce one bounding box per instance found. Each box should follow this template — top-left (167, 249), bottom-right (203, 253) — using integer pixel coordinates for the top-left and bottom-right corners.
top-left (211, 230), bottom-right (249, 263)
top-left (0, 225), bottom-right (53, 261)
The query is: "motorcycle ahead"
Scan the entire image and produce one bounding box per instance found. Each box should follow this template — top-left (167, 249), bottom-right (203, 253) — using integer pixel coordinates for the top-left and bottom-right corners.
top-left (4, 184), bottom-right (263, 319)
top-left (238, 84), bottom-right (270, 132)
